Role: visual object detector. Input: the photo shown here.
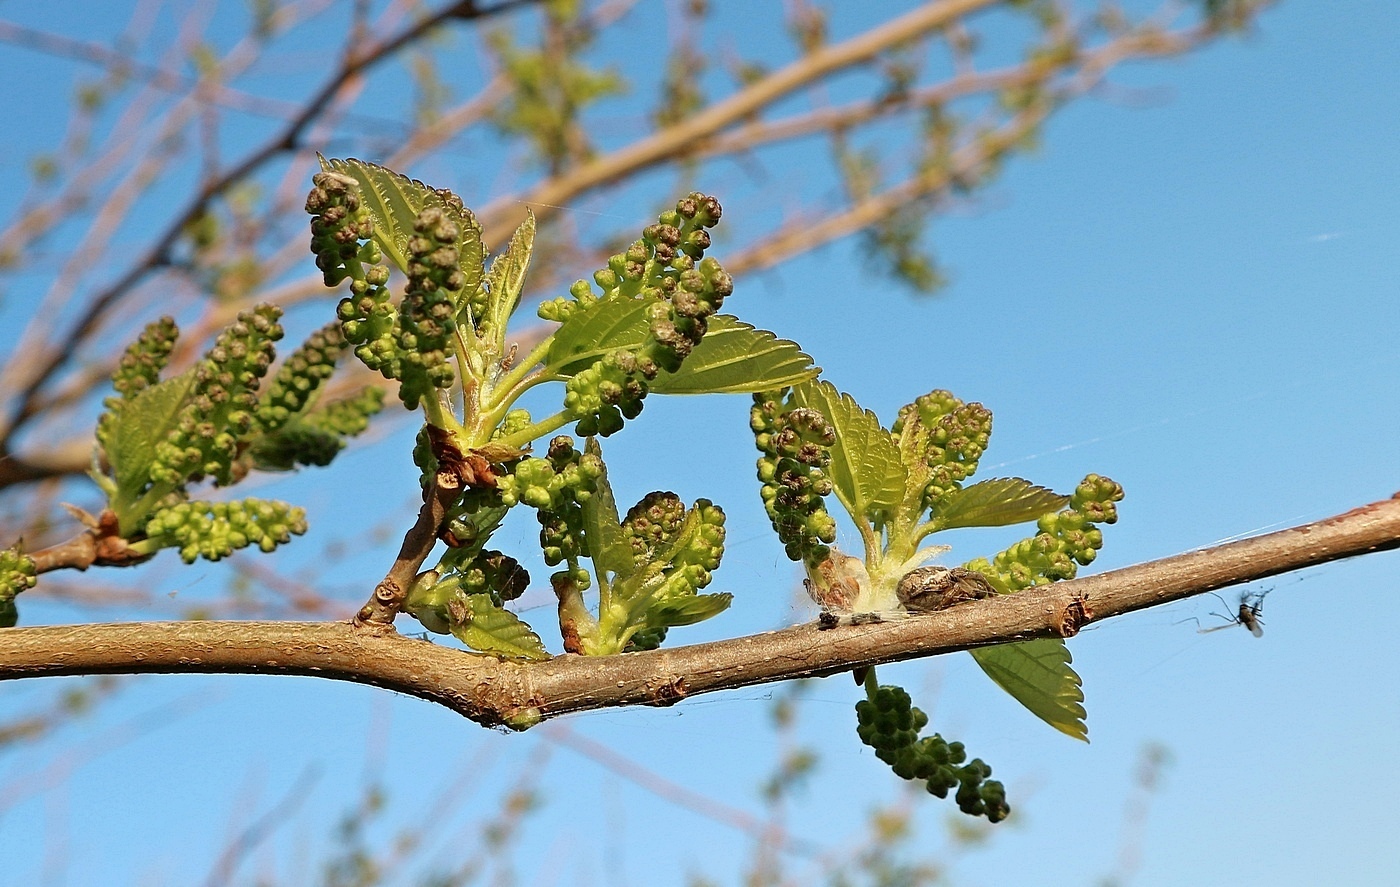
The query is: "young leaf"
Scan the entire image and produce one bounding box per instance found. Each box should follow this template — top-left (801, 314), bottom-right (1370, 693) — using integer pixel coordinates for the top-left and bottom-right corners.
top-left (970, 639), bottom-right (1087, 741)
top-left (932, 478), bottom-right (1070, 530)
top-left (545, 298), bottom-right (650, 376)
top-left (648, 316), bottom-right (819, 394)
top-left (104, 371), bottom-right (197, 503)
top-left (451, 594), bottom-right (550, 661)
top-left (647, 591), bottom-right (732, 626)
top-left (580, 438), bottom-right (634, 581)
top-left (318, 156), bottom-right (483, 287)
top-left (791, 380), bottom-right (905, 520)
top-left (481, 212), bottom-right (536, 334)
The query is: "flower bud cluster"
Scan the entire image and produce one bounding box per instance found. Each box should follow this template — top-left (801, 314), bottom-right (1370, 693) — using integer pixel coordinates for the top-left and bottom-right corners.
top-left (542, 195), bottom-right (731, 436)
top-left (247, 386), bottom-right (384, 473)
top-left (256, 321), bottom-right (348, 433)
top-left (0, 547), bottom-right (37, 628)
top-left (856, 680), bottom-right (1009, 822)
top-left (651, 498), bottom-right (725, 599)
top-left (151, 305), bottom-right (283, 487)
top-left (306, 172), bottom-right (373, 287)
top-left (497, 437), bottom-right (602, 565)
top-left (893, 391), bottom-right (992, 507)
top-left (142, 498), bottom-right (307, 564)
top-left (111, 316), bottom-right (179, 399)
top-left (751, 389), bottom-right (837, 566)
top-left (395, 208), bottom-right (464, 408)
top-left (563, 349), bottom-right (647, 437)
top-left (335, 259), bottom-right (398, 380)
top-left (964, 473), bottom-right (1124, 591)
top-left (435, 547), bottom-right (530, 608)
top-left (622, 491), bottom-right (687, 560)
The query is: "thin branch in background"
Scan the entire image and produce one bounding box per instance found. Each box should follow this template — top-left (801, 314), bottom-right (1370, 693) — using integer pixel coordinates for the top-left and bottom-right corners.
top-left (0, 0), bottom-right (538, 448)
top-left (542, 722), bottom-right (825, 858)
top-left (1101, 742), bottom-right (1172, 887)
top-left (202, 767), bottom-right (322, 887)
top-left (0, 689), bottom-right (211, 820)
top-left (0, 676), bottom-right (126, 751)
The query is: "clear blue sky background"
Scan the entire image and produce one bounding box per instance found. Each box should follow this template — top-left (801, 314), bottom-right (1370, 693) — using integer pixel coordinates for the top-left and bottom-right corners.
top-left (1, 2), bottom-right (1397, 885)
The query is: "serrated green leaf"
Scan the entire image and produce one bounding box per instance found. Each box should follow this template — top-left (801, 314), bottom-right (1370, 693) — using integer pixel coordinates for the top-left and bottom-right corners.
top-left (105, 370), bottom-right (197, 501)
top-left (649, 316), bottom-right (819, 394)
top-left (648, 591), bottom-right (732, 627)
top-left (970, 639), bottom-right (1087, 741)
top-left (451, 594), bottom-right (550, 660)
top-left (482, 212), bottom-right (535, 333)
top-left (581, 437), bottom-right (634, 581)
top-left (934, 478), bottom-right (1070, 530)
top-left (318, 157), bottom-right (483, 288)
top-left (791, 380), bottom-right (905, 520)
top-left (545, 298), bottom-right (650, 376)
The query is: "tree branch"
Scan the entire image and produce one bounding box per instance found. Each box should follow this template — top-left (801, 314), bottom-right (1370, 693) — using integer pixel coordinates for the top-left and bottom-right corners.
top-left (3, 494), bottom-right (1396, 726)
top-left (0, 0), bottom-right (536, 448)
top-left (475, 0), bottom-right (1001, 244)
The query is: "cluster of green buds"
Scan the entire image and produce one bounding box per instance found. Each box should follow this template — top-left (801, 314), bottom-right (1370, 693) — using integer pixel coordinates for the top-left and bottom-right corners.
top-left (395, 208), bottom-right (466, 407)
top-left (89, 304), bottom-right (381, 573)
top-left (255, 321), bottom-right (346, 432)
top-left (151, 305), bottom-right (282, 487)
top-left (306, 170), bottom-right (374, 287)
top-left (622, 492), bottom-right (726, 611)
top-left (891, 389), bottom-right (993, 509)
top-left (963, 474), bottom-right (1125, 592)
top-left (855, 673), bottom-right (1009, 822)
top-left (543, 193), bottom-right (731, 436)
top-left (139, 499), bottom-right (307, 564)
top-left (750, 389), bottom-right (838, 566)
top-left (497, 436), bottom-right (603, 569)
top-left (0, 547), bottom-right (37, 628)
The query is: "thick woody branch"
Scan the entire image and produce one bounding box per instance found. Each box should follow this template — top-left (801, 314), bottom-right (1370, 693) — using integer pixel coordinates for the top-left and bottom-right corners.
top-left (3, 495), bottom-right (1397, 727)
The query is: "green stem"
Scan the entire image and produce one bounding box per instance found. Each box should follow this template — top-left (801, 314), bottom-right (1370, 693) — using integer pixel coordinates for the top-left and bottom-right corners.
top-left (489, 333), bottom-right (556, 412)
top-left (118, 482), bottom-right (177, 536)
top-left (863, 665), bottom-right (880, 698)
top-left (420, 394), bottom-right (465, 439)
top-left (490, 410), bottom-right (575, 452)
top-left (124, 536), bottom-right (165, 558)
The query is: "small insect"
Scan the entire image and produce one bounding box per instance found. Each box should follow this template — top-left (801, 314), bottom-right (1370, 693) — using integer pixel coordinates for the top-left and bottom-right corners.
top-left (1198, 588), bottom-right (1270, 637)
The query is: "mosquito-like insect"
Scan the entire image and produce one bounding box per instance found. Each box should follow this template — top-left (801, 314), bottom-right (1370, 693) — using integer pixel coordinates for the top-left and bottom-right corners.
top-left (1197, 588), bottom-right (1270, 637)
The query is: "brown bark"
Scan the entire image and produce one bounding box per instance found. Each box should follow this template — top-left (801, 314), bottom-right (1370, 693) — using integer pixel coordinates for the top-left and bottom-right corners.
top-left (3, 494), bottom-right (1397, 728)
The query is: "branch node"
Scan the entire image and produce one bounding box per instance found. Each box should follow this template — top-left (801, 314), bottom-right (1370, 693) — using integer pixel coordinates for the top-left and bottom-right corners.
top-left (1055, 593), bottom-right (1093, 638)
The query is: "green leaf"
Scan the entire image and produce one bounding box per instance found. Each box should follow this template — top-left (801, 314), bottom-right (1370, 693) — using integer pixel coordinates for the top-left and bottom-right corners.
top-left (451, 594), bottom-right (550, 660)
top-left (933, 478), bottom-right (1070, 530)
top-left (647, 592), bottom-right (732, 627)
top-left (481, 212), bottom-right (535, 333)
top-left (105, 370), bottom-right (197, 501)
top-left (318, 156), bottom-right (483, 285)
top-left (970, 639), bottom-right (1087, 741)
top-left (791, 380), bottom-right (905, 520)
top-left (649, 316), bottom-right (819, 394)
top-left (545, 298), bottom-right (650, 376)
top-left (581, 437), bottom-right (634, 581)
top-left (0, 597), bottom-right (15, 628)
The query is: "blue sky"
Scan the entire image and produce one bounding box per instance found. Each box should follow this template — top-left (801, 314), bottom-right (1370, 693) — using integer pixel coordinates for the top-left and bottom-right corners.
top-left (1, 2), bottom-right (1398, 885)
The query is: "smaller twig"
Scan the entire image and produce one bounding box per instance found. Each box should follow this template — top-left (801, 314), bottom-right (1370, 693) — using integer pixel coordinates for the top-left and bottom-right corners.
top-left (28, 509), bottom-right (153, 573)
top-left (353, 467), bottom-right (461, 627)
top-left (28, 532), bottom-right (98, 573)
